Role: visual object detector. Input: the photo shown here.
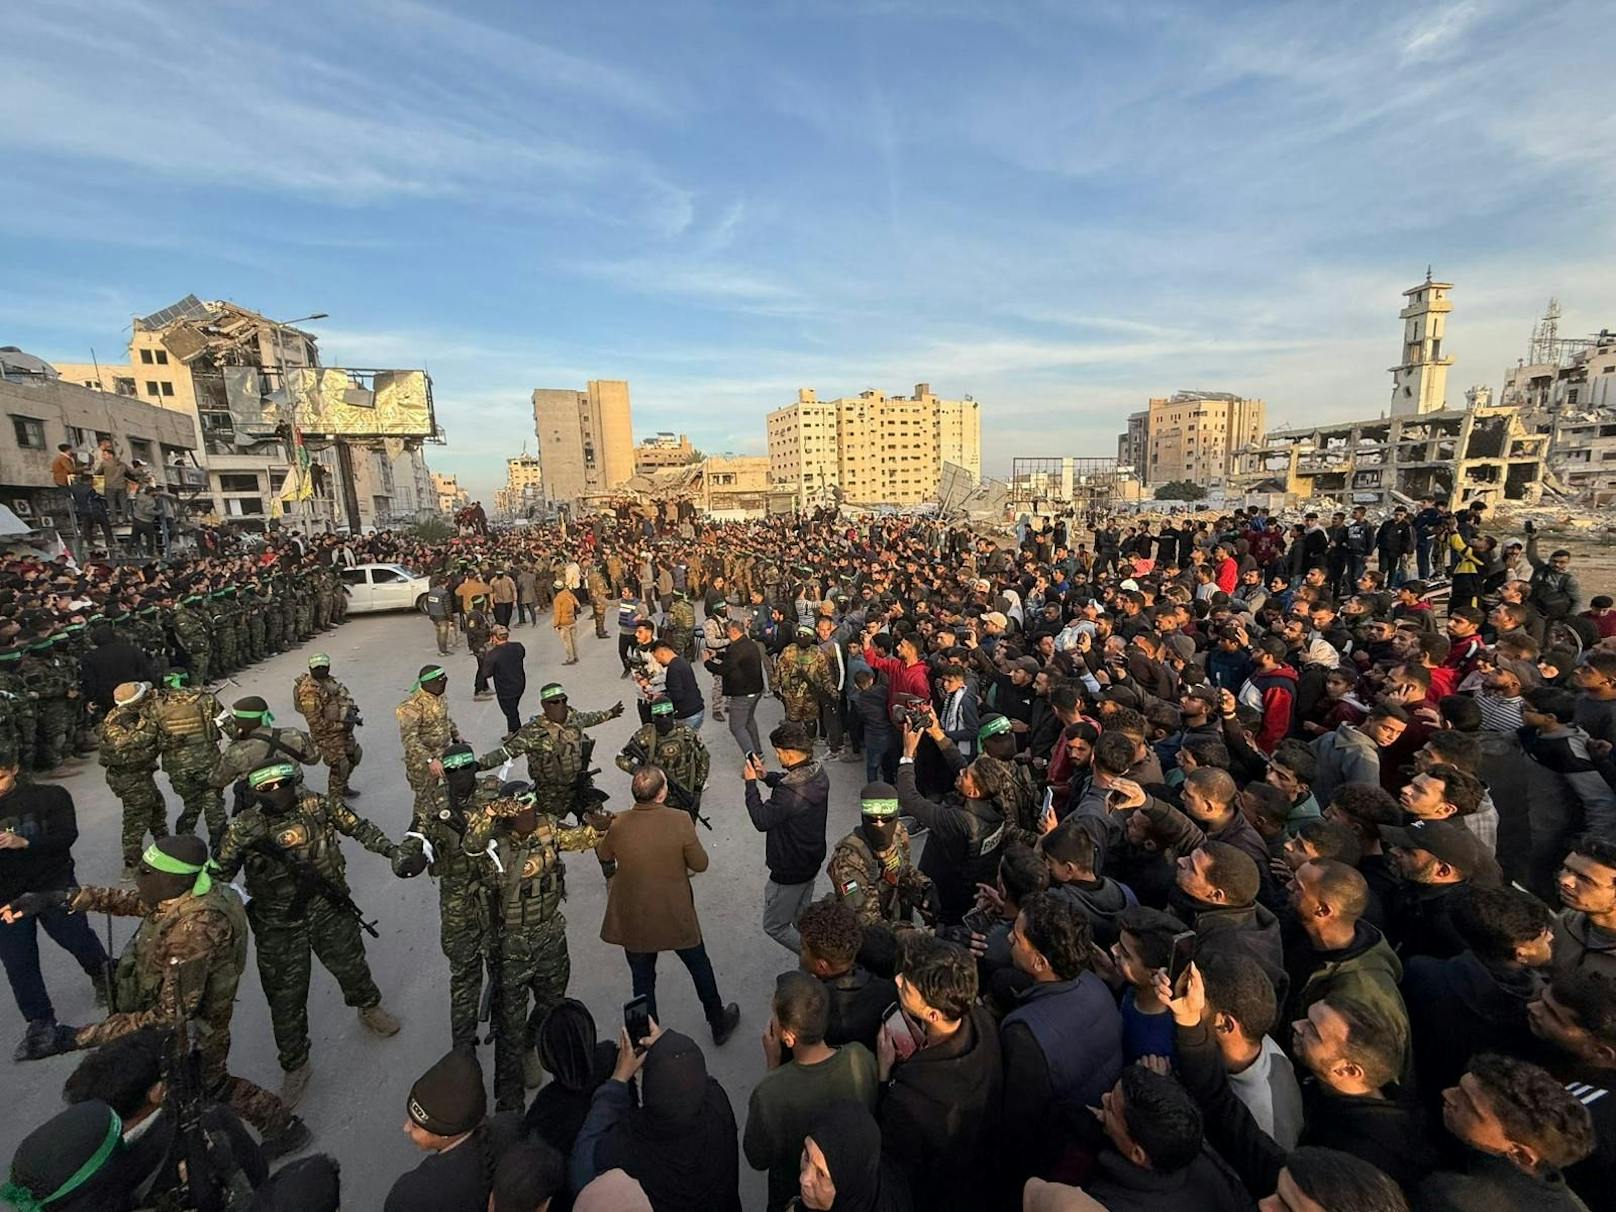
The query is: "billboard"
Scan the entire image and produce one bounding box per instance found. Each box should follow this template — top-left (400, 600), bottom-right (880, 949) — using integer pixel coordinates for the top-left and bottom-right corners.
top-left (279, 368), bottom-right (436, 438)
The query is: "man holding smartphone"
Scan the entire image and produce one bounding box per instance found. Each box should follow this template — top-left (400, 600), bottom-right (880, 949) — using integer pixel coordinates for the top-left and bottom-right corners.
top-left (743, 722), bottom-right (828, 953)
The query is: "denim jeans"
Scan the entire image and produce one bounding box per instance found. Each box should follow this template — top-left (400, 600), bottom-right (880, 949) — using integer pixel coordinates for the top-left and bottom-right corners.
top-left (0, 903), bottom-right (109, 1024)
top-left (676, 710), bottom-right (704, 732)
top-left (624, 943), bottom-right (723, 1024)
top-left (865, 730), bottom-right (894, 784)
top-left (762, 879), bottom-right (817, 954)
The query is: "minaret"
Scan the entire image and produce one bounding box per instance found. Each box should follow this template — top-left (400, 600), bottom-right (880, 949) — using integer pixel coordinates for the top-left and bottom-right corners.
top-left (1389, 268), bottom-right (1454, 416)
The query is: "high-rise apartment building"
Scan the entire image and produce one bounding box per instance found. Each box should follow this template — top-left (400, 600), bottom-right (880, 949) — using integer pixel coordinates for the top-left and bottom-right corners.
top-left (1118, 392), bottom-right (1266, 488)
top-left (531, 379), bottom-right (634, 503)
top-left (493, 452), bottom-right (543, 516)
top-left (767, 382), bottom-right (981, 507)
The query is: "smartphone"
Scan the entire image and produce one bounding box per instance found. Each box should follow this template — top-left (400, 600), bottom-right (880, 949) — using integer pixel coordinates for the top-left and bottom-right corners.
top-left (881, 1002), bottom-right (920, 1061)
top-left (1038, 787), bottom-right (1055, 830)
top-left (1166, 930), bottom-right (1198, 986)
top-left (746, 751), bottom-right (764, 768)
top-left (623, 995), bottom-right (652, 1053)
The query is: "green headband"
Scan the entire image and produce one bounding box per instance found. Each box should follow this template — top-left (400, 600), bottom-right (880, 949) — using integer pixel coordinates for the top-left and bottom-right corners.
top-left (0, 1107), bottom-right (123, 1212)
top-left (540, 685), bottom-right (567, 701)
top-left (163, 672), bottom-right (187, 689)
top-left (233, 708), bottom-right (272, 723)
top-left (441, 750), bottom-right (477, 771)
top-left (860, 798), bottom-right (900, 818)
top-left (978, 715), bottom-right (1014, 744)
top-left (140, 843), bottom-right (212, 897)
top-left (414, 667), bottom-right (447, 689)
top-left (650, 700), bottom-right (674, 716)
top-left (247, 763), bottom-right (297, 788)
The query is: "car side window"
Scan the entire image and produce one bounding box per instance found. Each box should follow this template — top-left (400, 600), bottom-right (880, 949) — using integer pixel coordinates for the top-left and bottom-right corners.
top-left (340, 568), bottom-right (368, 586)
top-left (372, 568), bottom-right (406, 584)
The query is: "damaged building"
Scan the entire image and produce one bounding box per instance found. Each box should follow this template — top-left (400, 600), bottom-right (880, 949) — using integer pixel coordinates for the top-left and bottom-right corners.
top-left (1500, 303), bottom-right (1616, 503)
top-left (1229, 272), bottom-right (1551, 508)
top-left (1229, 403), bottom-right (1549, 507)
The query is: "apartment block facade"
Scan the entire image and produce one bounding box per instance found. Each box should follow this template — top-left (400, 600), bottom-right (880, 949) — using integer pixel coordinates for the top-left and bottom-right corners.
top-left (1121, 392), bottom-right (1266, 488)
top-left (767, 382), bottom-right (981, 507)
top-left (531, 379), bottom-right (634, 504)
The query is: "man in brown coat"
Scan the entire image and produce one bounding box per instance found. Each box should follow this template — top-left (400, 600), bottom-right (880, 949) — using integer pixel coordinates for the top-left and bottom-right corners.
top-left (599, 766), bottom-right (741, 1044)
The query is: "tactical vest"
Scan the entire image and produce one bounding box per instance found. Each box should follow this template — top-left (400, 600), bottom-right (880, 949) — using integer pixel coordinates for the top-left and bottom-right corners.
top-left (529, 721), bottom-right (585, 786)
top-left (242, 796), bottom-right (345, 903)
top-left (113, 886), bottom-right (249, 1029)
top-left (154, 690), bottom-right (219, 751)
top-left (102, 709), bottom-right (161, 767)
top-left (495, 821), bottom-right (567, 929)
top-left (835, 829), bottom-right (912, 923)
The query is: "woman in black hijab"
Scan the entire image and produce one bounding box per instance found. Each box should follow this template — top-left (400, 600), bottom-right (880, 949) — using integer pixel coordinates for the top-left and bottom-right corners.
top-left (793, 1101), bottom-right (912, 1212)
top-left (523, 1000), bottom-right (615, 1212)
top-left (570, 1027), bottom-right (740, 1212)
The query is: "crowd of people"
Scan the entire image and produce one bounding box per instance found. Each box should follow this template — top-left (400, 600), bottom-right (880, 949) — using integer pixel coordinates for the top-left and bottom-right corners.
top-left (2, 497), bottom-right (1614, 1211)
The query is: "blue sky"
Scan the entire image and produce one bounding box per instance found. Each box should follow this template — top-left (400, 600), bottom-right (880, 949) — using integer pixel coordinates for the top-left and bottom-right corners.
top-left (3, 0), bottom-right (1612, 500)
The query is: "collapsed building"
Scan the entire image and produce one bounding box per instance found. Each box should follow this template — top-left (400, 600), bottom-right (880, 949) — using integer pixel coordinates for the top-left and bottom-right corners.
top-left (1501, 304), bottom-right (1616, 504)
top-left (1229, 272), bottom-right (1552, 508)
top-left (1229, 401), bottom-right (1550, 507)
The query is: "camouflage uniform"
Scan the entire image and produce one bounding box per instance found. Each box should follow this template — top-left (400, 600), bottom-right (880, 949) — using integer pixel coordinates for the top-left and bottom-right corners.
top-left (263, 580), bottom-right (288, 655)
top-left (293, 578), bottom-right (315, 639)
top-left (396, 687), bottom-right (463, 815)
top-left (0, 651), bottom-right (37, 771)
top-left (476, 705), bottom-right (620, 802)
top-left (68, 881), bottom-right (293, 1136)
top-left (615, 722), bottom-right (710, 819)
top-left (293, 672), bottom-right (361, 800)
top-left (313, 571), bottom-right (333, 631)
top-left (153, 685), bottom-right (226, 844)
top-left (775, 642), bottom-right (835, 729)
top-left (243, 589), bottom-right (267, 662)
top-left (22, 640), bottom-right (75, 772)
top-left (211, 725), bottom-right (321, 814)
top-left (209, 591), bottom-right (240, 677)
top-left (173, 597), bottom-right (213, 688)
top-left (211, 790), bottom-right (398, 1072)
top-left (826, 824), bottom-right (933, 932)
top-left (133, 607), bottom-right (170, 678)
top-left (404, 777), bottom-right (501, 1049)
top-left (664, 596), bottom-right (696, 660)
top-left (483, 801), bottom-right (606, 1112)
top-left (587, 568), bottom-right (611, 637)
top-left (99, 700), bottom-right (168, 867)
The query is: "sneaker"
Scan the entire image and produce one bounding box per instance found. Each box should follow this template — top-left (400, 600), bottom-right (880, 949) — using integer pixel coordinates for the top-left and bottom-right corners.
top-left (279, 1063), bottom-right (312, 1110)
top-left (473, 691), bottom-right (494, 701)
top-left (342, 787), bottom-right (361, 798)
top-left (620, 669), bottom-right (630, 679)
top-left (838, 751), bottom-right (862, 763)
top-left (259, 1115), bottom-right (312, 1162)
top-left (709, 1003), bottom-right (741, 1046)
top-left (358, 1003), bottom-right (401, 1036)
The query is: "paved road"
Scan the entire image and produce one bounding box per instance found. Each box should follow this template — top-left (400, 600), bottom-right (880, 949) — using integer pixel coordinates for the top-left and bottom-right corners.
top-left (1, 608), bottom-right (880, 1206)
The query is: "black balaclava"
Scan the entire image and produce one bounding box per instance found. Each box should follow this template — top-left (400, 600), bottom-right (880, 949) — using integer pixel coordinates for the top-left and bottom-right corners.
top-left (247, 763), bottom-right (299, 815)
top-left (859, 782), bottom-right (900, 852)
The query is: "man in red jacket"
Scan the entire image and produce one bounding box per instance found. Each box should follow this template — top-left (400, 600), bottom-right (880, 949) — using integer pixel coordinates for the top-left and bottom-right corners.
top-left (1238, 637), bottom-right (1298, 753)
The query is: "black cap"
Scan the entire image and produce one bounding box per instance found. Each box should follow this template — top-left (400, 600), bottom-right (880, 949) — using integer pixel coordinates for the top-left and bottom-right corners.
top-left (406, 1047), bottom-right (486, 1136)
top-left (1379, 819), bottom-right (1500, 884)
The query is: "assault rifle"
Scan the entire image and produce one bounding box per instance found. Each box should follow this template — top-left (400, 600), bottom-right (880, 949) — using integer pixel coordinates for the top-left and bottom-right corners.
top-left (165, 960), bottom-right (246, 1212)
top-left (249, 840), bottom-right (379, 938)
top-left (621, 736), bottom-right (711, 830)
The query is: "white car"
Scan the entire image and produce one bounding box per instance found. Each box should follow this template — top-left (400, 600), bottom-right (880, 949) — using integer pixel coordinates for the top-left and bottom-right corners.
top-left (339, 563), bottom-right (431, 614)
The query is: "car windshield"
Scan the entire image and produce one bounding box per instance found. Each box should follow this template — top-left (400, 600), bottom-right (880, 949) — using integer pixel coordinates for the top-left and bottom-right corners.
top-left (384, 565), bottom-right (418, 579)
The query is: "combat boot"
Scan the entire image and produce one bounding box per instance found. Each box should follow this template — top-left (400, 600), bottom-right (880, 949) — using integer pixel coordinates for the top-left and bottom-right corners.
top-left (260, 1115), bottom-right (312, 1162)
top-left (279, 1062), bottom-right (312, 1109)
top-left (358, 1003), bottom-right (401, 1036)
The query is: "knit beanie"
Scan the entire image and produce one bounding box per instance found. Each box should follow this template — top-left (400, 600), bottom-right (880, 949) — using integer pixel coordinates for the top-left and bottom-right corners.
top-left (406, 1047), bottom-right (485, 1137)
